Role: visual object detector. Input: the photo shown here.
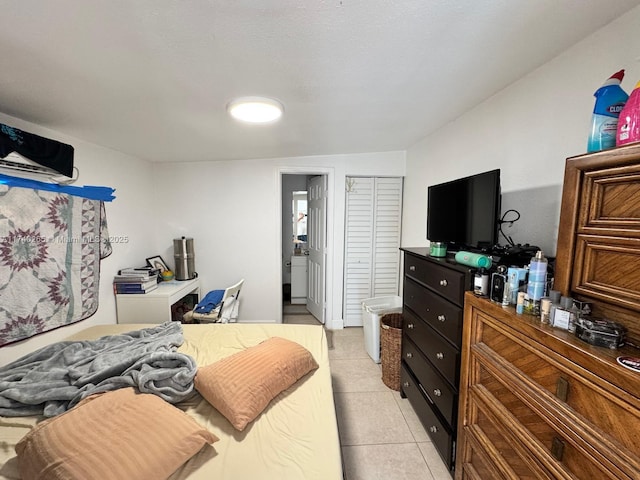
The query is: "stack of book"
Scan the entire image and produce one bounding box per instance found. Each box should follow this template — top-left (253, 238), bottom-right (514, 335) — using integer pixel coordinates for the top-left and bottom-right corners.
top-left (113, 267), bottom-right (159, 294)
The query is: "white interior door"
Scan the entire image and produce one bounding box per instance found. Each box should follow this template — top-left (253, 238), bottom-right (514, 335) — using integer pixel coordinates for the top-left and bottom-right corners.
top-left (307, 175), bottom-right (327, 323)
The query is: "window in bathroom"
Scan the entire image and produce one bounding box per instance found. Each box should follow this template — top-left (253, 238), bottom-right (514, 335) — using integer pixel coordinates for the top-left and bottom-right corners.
top-left (292, 191), bottom-right (307, 249)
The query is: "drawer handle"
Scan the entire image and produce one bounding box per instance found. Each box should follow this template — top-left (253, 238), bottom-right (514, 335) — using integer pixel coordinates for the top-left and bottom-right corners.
top-left (403, 381), bottom-right (410, 388)
top-left (433, 389), bottom-right (442, 397)
top-left (436, 352), bottom-right (444, 360)
top-left (407, 323), bottom-right (414, 329)
top-left (429, 426), bottom-right (438, 433)
top-left (439, 279), bottom-right (448, 287)
top-left (551, 437), bottom-right (565, 461)
top-left (409, 265), bottom-right (416, 271)
top-left (406, 352), bottom-right (413, 359)
top-left (437, 314), bottom-right (446, 322)
top-left (556, 377), bottom-right (570, 403)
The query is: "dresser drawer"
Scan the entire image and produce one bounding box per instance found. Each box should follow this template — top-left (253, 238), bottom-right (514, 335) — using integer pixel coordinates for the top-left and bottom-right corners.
top-left (401, 364), bottom-right (453, 471)
top-left (404, 276), bottom-right (463, 347)
top-left (465, 404), bottom-right (545, 480)
top-left (458, 429), bottom-right (509, 480)
top-left (480, 318), bottom-right (640, 458)
top-left (402, 336), bottom-right (457, 427)
top-left (404, 253), bottom-right (467, 305)
top-left (403, 308), bottom-right (460, 387)
top-left (474, 356), bottom-right (635, 480)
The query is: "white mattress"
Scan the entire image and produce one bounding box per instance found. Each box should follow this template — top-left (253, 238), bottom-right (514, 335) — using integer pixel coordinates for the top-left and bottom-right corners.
top-left (0, 323), bottom-right (343, 480)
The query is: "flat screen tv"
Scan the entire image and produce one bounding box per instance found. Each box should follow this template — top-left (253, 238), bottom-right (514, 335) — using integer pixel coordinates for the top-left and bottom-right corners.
top-left (427, 169), bottom-right (501, 251)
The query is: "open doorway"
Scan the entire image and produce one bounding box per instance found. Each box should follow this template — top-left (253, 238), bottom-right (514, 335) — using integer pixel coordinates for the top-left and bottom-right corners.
top-left (281, 173), bottom-right (328, 325)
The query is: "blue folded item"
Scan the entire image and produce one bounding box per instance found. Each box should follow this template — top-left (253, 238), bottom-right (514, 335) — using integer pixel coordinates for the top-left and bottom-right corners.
top-left (194, 289), bottom-right (225, 314)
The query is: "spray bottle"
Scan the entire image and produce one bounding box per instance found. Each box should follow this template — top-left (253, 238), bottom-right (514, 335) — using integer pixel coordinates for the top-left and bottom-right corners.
top-left (587, 69), bottom-right (628, 152)
top-left (617, 80), bottom-right (640, 147)
top-left (525, 250), bottom-right (548, 315)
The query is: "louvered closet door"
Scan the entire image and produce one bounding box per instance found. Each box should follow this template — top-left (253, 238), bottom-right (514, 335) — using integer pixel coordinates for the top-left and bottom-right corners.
top-left (344, 178), bottom-right (374, 326)
top-left (343, 177), bottom-right (403, 327)
top-left (372, 178), bottom-right (403, 296)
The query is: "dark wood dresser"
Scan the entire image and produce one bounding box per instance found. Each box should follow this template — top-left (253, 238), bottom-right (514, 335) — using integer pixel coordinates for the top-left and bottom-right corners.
top-left (455, 144), bottom-right (640, 479)
top-left (400, 247), bottom-right (474, 474)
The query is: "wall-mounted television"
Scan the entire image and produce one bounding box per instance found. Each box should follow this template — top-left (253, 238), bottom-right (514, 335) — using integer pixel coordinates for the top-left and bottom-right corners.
top-left (427, 169), bottom-right (501, 251)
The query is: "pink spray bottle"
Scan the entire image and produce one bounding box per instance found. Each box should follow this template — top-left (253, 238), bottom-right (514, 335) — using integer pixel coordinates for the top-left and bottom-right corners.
top-left (617, 80), bottom-right (640, 147)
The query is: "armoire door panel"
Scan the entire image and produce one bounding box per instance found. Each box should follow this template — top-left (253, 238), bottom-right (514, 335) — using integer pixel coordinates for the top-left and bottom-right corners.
top-left (580, 166), bottom-right (640, 232)
top-left (571, 234), bottom-right (640, 312)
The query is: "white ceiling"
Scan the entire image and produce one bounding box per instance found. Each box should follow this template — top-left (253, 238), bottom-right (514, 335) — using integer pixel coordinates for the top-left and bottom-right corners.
top-left (1, 1), bottom-right (639, 163)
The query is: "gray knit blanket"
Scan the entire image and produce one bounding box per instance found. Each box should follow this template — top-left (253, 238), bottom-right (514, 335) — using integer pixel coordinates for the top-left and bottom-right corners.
top-left (0, 322), bottom-right (196, 417)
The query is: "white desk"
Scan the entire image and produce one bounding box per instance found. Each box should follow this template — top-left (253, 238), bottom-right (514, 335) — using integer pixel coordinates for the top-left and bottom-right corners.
top-left (115, 278), bottom-right (201, 324)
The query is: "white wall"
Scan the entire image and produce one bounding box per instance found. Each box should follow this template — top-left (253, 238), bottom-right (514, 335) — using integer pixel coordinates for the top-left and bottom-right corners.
top-left (0, 113), bottom-right (156, 366)
top-left (402, 6), bottom-right (640, 257)
top-left (152, 151), bottom-right (405, 329)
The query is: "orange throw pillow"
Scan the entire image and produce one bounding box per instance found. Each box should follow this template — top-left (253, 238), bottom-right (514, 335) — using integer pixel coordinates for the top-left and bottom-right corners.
top-left (16, 387), bottom-right (218, 480)
top-left (195, 336), bottom-right (318, 431)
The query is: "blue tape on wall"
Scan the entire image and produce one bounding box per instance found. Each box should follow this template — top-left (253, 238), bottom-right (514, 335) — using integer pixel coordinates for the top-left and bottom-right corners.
top-left (0, 173), bottom-right (115, 202)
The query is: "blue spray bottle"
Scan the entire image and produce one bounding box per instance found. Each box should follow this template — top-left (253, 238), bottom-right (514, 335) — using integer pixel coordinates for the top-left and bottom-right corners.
top-left (588, 69), bottom-right (628, 152)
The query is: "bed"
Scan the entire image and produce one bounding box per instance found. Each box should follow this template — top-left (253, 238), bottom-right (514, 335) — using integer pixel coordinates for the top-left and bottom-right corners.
top-left (0, 323), bottom-right (343, 480)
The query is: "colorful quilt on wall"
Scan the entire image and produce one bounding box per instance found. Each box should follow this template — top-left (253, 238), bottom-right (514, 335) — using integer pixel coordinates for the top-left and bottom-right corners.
top-left (0, 185), bottom-right (112, 346)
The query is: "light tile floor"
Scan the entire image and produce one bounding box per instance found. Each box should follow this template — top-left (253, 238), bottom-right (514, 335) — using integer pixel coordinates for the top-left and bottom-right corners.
top-left (283, 305), bottom-right (452, 480)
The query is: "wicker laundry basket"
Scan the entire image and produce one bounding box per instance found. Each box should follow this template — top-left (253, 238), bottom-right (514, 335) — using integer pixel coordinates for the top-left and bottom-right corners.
top-left (380, 313), bottom-right (403, 391)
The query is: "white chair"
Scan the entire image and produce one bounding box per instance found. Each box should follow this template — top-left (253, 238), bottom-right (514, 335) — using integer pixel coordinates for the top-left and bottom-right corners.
top-left (183, 279), bottom-right (244, 323)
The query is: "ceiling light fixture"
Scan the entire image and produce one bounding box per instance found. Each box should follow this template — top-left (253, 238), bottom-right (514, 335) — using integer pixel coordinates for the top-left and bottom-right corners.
top-left (227, 96), bottom-right (284, 124)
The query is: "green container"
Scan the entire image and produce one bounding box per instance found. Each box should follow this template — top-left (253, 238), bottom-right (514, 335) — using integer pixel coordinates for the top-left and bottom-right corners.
top-left (430, 242), bottom-right (447, 257)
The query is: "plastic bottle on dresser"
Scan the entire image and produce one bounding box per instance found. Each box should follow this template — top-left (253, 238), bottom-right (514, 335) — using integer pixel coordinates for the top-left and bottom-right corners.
top-left (525, 250), bottom-right (548, 314)
top-left (587, 69), bottom-right (628, 152)
top-left (617, 80), bottom-right (640, 146)
top-left (554, 296), bottom-right (577, 332)
top-left (507, 266), bottom-right (528, 305)
top-left (548, 290), bottom-right (562, 326)
top-left (473, 268), bottom-right (489, 296)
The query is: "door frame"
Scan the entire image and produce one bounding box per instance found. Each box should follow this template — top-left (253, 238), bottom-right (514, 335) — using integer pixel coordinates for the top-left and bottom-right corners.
top-left (278, 167), bottom-right (335, 328)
